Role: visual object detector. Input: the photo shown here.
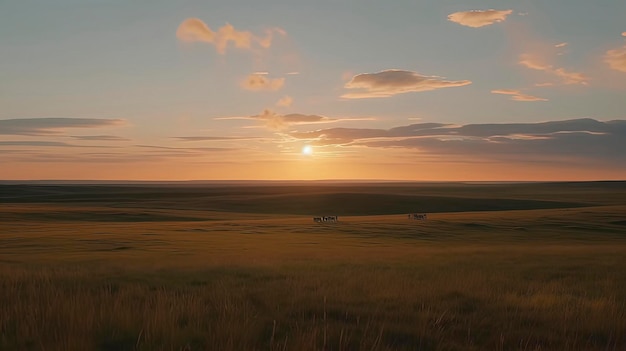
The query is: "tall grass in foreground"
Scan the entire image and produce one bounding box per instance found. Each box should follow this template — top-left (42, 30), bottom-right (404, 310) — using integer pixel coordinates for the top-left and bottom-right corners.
top-left (2, 254), bottom-right (625, 351)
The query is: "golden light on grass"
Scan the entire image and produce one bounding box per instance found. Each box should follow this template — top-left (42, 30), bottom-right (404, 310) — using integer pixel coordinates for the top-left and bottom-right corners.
top-left (1, 183), bottom-right (625, 350)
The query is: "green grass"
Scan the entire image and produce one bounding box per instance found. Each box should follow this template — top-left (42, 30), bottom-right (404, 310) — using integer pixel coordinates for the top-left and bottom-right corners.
top-left (1, 182), bottom-right (625, 350)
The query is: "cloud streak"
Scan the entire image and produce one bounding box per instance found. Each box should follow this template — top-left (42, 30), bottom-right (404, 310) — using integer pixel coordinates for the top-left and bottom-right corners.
top-left (342, 70), bottom-right (471, 99)
top-left (176, 18), bottom-right (285, 54)
top-left (519, 54), bottom-right (588, 85)
top-left (491, 89), bottom-right (548, 102)
top-left (173, 136), bottom-right (265, 142)
top-left (448, 9), bottom-right (513, 28)
top-left (0, 118), bottom-right (124, 136)
top-left (71, 135), bottom-right (130, 141)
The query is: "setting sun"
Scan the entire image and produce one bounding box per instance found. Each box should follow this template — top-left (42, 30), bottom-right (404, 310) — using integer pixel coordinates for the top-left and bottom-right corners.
top-left (302, 145), bottom-right (313, 155)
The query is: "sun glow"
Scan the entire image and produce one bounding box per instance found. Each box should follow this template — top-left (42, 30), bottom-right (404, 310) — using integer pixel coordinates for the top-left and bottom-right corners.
top-left (302, 145), bottom-right (313, 155)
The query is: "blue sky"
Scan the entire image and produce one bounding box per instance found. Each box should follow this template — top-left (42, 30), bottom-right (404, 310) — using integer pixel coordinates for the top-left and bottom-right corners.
top-left (1, 0), bottom-right (625, 180)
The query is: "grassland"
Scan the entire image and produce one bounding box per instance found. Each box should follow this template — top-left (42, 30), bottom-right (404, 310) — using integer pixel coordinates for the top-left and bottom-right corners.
top-left (1, 182), bottom-right (625, 350)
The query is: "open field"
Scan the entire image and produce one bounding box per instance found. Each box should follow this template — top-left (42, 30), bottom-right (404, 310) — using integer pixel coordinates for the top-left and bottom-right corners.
top-left (1, 182), bottom-right (626, 350)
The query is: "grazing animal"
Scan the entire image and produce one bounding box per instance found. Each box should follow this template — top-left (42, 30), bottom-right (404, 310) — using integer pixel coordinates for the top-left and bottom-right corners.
top-left (313, 216), bottom-right (337, 223)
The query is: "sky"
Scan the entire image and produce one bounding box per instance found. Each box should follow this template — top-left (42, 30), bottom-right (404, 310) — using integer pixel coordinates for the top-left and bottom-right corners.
top-left (1, 0), bottom-right (625, 181)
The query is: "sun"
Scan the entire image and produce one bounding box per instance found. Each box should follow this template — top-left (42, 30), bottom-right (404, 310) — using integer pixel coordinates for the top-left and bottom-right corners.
top-left (302, 145), bottom-right (313, 155)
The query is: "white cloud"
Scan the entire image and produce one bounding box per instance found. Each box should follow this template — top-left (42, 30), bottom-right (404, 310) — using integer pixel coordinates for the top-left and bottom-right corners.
top-left (447, 9), bottom-right (513, 28)
top-left (342, 69), bottom-right (471, 99)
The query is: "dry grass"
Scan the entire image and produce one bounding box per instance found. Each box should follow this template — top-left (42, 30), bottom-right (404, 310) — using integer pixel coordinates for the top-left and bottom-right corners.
top-left (1, 183), bottom-right (626, 350)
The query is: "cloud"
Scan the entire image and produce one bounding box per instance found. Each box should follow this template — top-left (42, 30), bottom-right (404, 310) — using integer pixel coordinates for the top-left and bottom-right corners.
top-left (605, 45), bottom-right (626, 73)
top-left (288, 118), bottom-right (626, 166)
top-left (173, 136), bottom-right (265, 141)
top-left (257, 27), bottom-right (287, 49)
top-left (447, 9), bottom-right (513, 28)
top-left (251, 109), bottom-right (334, 130)
top-left (519, 54), bottom-right (588, 85)
top-left (71, 135), bottom-right (130, 141)
top-left (276, 95), bottom-right (293, 107)
top-left (0, 141), bottom-right (79, 147)
top-left (135, 145), bottom-right (234, 152)
top-left (491, 89), bottom-right (548, 102)
top-left (241, 74), bottom-right (285, 91)
top-left (176, 18), bottom-right (285, 54)
top-left (0, 118), bottom-right (124, 136)
top-left (555, 42), bottom-right (568, 48)
top-left (342, 70), bottom-right (471, 99)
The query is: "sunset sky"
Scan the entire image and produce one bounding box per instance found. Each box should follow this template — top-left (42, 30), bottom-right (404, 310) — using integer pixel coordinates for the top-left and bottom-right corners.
top-left (1, 0), bottom-right (625, 180)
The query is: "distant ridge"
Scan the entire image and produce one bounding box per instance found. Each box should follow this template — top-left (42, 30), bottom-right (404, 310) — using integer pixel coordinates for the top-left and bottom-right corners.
top-left (0, 180), bottom-right (623, 186)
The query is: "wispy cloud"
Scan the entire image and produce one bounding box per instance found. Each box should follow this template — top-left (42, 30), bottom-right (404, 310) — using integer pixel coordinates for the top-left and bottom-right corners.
top-left (447, 9), bottom-right (513, 28)
top-left (70, 135), bottom-right (130, 141)
top-left (0, 141), bottom-right (79, 147)
top-left (173, 136), bottom-right (265, 142)
top-left (342, 69), bottom-right (471, 99)
top-left (241, 74), bottom-right (285, 91)
top-left (0, 118), bottom-right (124, 136)
top-left (555, 42), bottom-right (568, 48)
top-left (135, 145), bottom-right (234, 152)
top-left (276, 95), bottom-right (293, 107)
top-left (176, 18), bottom-right (285, 54)
top-left (519, 54), bottom-right (588, 85)
top-left (491, 89), bottom-right (548, 102)
top-left (605, 43), bottom-right (626, 73)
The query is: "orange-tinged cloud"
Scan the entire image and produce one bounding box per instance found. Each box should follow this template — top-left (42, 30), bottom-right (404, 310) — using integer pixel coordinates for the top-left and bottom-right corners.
top-left (342, 70), bottom-right (471, 99)
top-left (176, 18), bottom-right (285, 54)
top-left (276, 95), bottom-right (293, 107)
top-left (491, 89), bottom-right (547, 102)
top-left (241, 74), bottom-right (285, 91)
top-left (519, 54), bottom-right (588, 85)
top-left (447, 9), bottom-right (513, 28)
top-left (252, 109), bottom-right (334, 130)
top-left (257, 27), bottom-right (287, 49)
top-left (605, 46), bottom-right (626, 73)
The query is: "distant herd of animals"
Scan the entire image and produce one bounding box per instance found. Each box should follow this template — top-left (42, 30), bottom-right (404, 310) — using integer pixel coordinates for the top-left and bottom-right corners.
top-left (313, 216), bottom-right (338, 223)
top-left (313, 213), bottom-right (427, 223)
